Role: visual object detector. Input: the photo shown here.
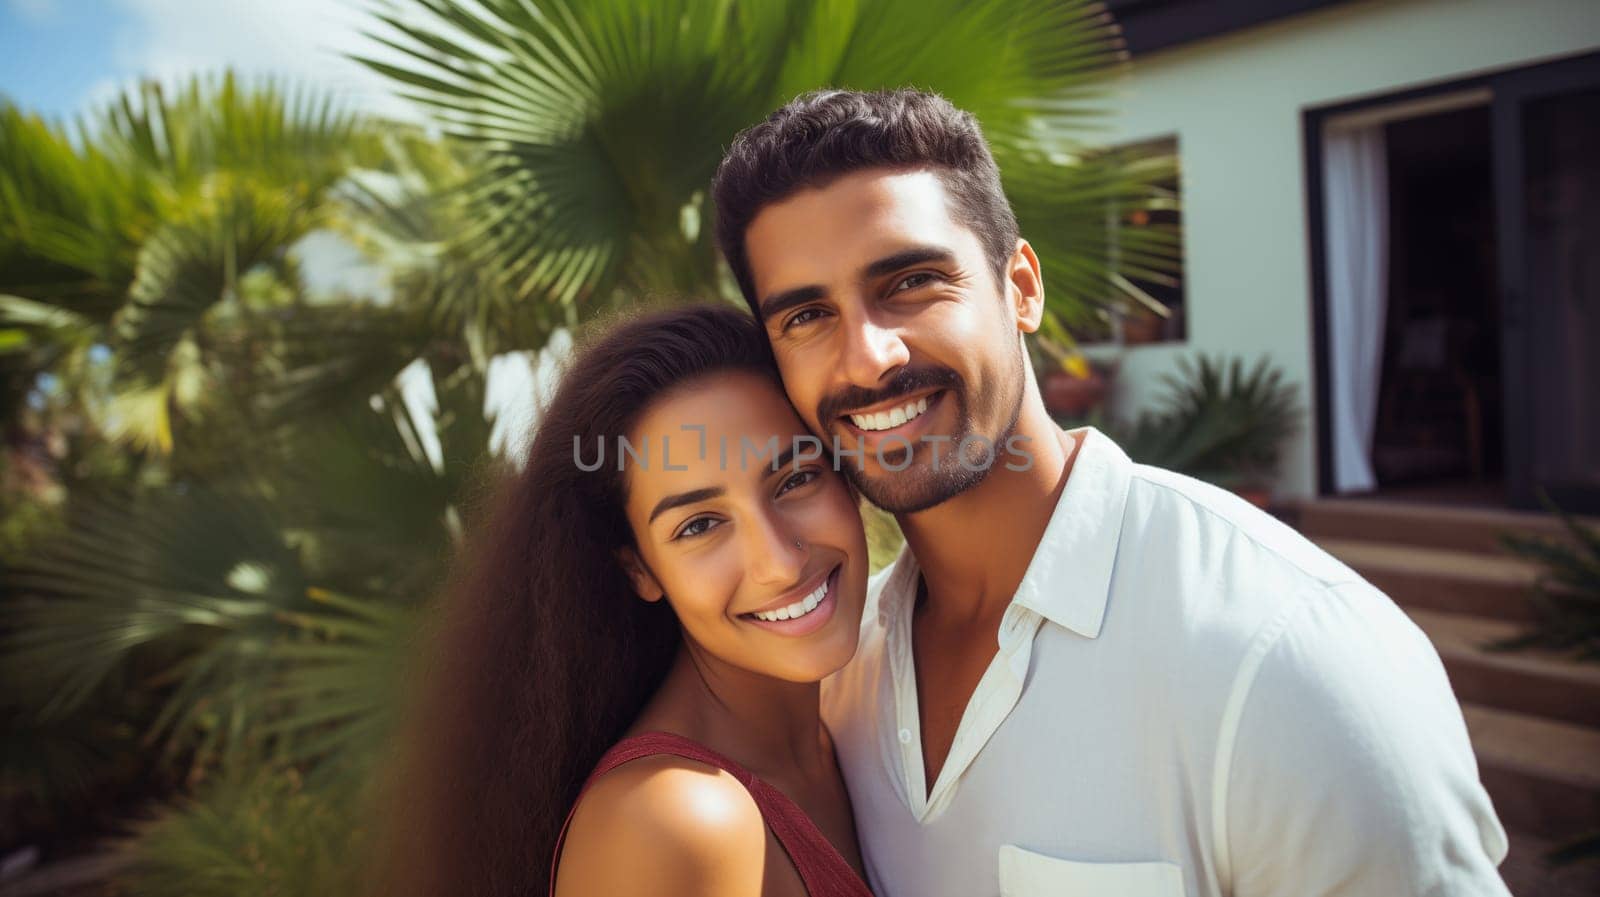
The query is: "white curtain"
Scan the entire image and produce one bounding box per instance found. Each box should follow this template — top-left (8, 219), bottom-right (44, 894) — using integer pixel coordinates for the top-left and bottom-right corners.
top-left (1324, 122), bottom-right (1389, 494)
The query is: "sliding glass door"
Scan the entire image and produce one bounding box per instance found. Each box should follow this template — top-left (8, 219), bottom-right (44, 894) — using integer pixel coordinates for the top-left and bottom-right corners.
top-left (1493, 52), bottom-right (1600, 512)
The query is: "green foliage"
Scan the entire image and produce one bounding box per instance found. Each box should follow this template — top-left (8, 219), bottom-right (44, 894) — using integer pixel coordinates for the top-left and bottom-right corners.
top-left (118, 760), bottom-right (371, 897)
top-left (3, 372), bottom-right (479, 772)
top-left (863, 501), bottom-right (905, 574)
top-left (0, 73), bottom-right (380, 454)
top-left (359, 0), bottom-right (1180, 329)
top-left (1117, 354), bottom-right (1302, 489)
top-left (1499, 500), bottom-right (1600, 663)
top-left (0, 688), bottom-right (153, 851)
top-left (0, 72), bottom-right (516, 888)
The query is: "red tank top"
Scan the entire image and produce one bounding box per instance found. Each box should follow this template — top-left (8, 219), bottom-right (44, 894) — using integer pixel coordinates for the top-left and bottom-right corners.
top-left (549, 731), bottom-right (874, 897)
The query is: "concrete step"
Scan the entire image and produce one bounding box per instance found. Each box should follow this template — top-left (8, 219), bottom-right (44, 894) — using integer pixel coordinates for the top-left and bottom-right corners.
top-left (1466, 704), bottom-right (1600, 841)
top-left (1318, 538), bottom-right (1541, 622)
top-left (1406, 608), bottom-right (1600, 728)
top-left (1500, 829), bottom-right (1600, 897)
top-left (1296, 498), bottom-right (1594, 556)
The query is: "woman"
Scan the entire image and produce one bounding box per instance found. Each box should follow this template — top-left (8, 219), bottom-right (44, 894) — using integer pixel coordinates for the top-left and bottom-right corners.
top-left (368, 304), bottom-right (876, 897)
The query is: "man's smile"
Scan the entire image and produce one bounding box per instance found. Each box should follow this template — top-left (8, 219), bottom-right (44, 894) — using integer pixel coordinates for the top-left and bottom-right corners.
top-left (835, 389), bottom-right (951, 451)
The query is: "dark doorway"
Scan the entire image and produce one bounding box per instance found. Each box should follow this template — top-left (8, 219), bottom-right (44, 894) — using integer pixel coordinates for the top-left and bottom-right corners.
top-left (1310, 51), bottom-right (1600, 514)
top-left (1493, 53), bottom-right (1600, 513)
top-left (1371, 104), bottom-right (1504, 503)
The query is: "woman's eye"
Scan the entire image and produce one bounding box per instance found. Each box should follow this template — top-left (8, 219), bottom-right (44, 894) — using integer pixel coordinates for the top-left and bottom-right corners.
top-left (777, 468), bottom-right (821, 496)
top-left (674, 516), bottom-right (718, 540)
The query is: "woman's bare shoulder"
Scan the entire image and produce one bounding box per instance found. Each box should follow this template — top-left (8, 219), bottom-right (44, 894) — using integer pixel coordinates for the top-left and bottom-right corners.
top-left (553, 754), bottom-right (768, 897)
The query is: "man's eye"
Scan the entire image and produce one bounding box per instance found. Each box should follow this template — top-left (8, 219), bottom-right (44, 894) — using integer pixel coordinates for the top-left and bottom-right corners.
top-left (674, 516), bottom-right (718, 540)
top-left (784, 307), bottom-right (825, 331)
top-left (777, 468), bottom-right (820, 496)
top-left (893, 272), bottom-right (937, 293)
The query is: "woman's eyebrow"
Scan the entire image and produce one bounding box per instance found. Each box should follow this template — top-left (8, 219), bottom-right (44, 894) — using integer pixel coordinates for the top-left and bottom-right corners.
top-left (648, 486), bottom-right (724, 524)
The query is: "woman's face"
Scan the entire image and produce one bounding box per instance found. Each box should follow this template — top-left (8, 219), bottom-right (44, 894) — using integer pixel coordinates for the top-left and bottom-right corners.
top-left (620, 370), bottom-right (869, 684)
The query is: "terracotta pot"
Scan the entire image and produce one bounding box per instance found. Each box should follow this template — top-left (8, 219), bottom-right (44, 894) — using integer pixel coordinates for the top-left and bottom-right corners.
top-left (1122, 308), bottom-right (1166, 345)
top-left (1043, 369), bottom-right (1107, 417)
top-left (1233, 487), bottom-right (1271, 509)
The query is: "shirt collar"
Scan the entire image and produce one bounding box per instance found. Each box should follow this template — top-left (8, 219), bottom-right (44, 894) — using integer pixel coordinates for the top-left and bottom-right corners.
top-left (877, 426), bottom-right (1133, 640)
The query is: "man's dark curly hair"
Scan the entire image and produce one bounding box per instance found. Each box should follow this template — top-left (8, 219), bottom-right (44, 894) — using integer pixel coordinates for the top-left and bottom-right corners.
top-left (712, 88), bottom-right (1019, 315)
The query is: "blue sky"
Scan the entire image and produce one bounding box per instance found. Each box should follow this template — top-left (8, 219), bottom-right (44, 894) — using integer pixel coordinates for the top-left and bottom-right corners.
top-left (0, 1), bottom-right (130, 119)
top-left (0, 0), bottom-right (407, 122)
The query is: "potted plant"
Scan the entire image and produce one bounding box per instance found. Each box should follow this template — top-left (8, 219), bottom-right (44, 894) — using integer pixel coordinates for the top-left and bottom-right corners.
top-left (1043, 355), bottom-right (1110, 417)
top-left (1120, 305), bottom-right (1168, 345)
top-left (1032, 332), bottom-right (1114, 419)
top-left (1116, 355), bottom-right (1301, 507)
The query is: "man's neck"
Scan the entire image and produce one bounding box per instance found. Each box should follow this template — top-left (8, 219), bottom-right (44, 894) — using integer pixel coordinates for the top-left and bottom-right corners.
top-left (897, 400), bottom-right (1078, 623)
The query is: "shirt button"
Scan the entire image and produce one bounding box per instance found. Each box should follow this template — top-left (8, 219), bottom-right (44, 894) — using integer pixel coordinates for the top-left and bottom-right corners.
top-left (878, 612), bottom-right (888, 626)
top-left (898, 728), bottom-right (913, 744)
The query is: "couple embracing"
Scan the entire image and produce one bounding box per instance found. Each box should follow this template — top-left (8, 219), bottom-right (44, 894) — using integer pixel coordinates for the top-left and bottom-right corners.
top-left (375, 89), bottom-right (1511, 897)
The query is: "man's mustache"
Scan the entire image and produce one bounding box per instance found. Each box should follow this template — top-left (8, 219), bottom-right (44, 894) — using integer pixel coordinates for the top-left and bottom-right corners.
top-left (817, 366), bottom-right (963, 425)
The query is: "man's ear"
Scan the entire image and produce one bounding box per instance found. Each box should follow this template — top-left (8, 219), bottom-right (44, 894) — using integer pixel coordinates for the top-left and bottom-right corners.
top-left (616, 546), bottom-right (666, 603)
top-left (1008, 238), bottom-right (1045, 335)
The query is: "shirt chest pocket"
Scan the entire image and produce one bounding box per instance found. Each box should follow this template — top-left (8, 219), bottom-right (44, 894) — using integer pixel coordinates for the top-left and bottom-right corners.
top-left (998, 845), bottom-right (1185, 897)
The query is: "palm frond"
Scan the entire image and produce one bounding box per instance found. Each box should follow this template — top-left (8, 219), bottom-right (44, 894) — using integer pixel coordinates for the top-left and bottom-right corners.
top-left (358, 0), bottom-right (1175, 324)
top-left (1497, 497), bottom-right (1600, 661)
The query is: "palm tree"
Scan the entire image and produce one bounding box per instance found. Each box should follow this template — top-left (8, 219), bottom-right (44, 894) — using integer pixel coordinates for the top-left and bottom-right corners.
top-left (1, 73), bottom-right (378, 457)
top-left (358, 0), bottom-right (1180, 338)
top-left (1, 76), bottom-right (518, 889)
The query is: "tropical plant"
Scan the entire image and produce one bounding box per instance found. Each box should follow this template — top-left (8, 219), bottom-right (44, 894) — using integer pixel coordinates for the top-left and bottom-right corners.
top-left (358, 0), bottom-right (1180, 336)
top-left (0, 75), bottom-right (516, 879)
top-left (117, 758), bottom-right (372, 897)
top-left (0, 73), bottom-right (379, 455)
top-left (1495, 499), bottom-right (1600, 864)
top-left (1117, 354), bottom-right (1302, 490)
top-left (4, 364), bottom-right (496, 772)
top-left (1499, 499), bottom-right (1600, 662)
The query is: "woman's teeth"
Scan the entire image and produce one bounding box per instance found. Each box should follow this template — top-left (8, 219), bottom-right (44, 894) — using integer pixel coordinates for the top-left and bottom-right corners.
top-left (752, 576), bottom-right (829, 622)
top-left (849, 395), bottom-right (930, 432)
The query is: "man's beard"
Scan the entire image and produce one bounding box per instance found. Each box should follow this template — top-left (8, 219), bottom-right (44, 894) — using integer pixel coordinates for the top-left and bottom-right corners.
top-left (838, 347), bottom-right (1026, 515)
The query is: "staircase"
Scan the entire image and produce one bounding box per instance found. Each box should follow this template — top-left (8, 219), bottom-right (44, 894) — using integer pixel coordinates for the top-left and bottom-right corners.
top-left (1295, 499), bottom-right (1600, 896)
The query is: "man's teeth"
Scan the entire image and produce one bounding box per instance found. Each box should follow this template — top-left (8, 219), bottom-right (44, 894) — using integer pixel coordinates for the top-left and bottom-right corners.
top-left (849, 395), bottom-right (930, 432)
top-left (753, 576), bottom-right (829, 623)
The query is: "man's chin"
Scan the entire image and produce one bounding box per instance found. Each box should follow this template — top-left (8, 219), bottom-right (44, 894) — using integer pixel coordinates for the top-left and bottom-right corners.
top-left (845, 460), bottom-right (989, 515)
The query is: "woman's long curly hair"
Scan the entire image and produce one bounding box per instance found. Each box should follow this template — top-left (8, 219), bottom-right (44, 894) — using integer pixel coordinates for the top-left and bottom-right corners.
top-left (365, 303), bottom-right (781, 897)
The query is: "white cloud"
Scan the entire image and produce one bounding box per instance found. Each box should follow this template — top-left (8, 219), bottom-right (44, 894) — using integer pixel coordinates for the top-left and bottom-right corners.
top-left (91, 0), bottom-right (418, 121)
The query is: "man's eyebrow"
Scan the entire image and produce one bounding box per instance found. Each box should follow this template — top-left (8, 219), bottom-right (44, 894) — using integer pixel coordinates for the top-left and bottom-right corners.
top-left (755, 245), bottom-right (958, 323)
top-left (757, 285), bottom-right (825, 324)
top-left (862, 246), bottom-right (958, 280)
top-left (647, 486), bottom-right (724, 525)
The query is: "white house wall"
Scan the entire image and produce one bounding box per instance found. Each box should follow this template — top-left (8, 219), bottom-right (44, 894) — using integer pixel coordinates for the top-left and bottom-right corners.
top-left (1092, 0), bottom-right (1600, 500)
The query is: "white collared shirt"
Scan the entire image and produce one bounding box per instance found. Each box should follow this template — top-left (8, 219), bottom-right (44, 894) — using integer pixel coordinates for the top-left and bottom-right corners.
top-left (821, 428), bottom-right (1509, 897)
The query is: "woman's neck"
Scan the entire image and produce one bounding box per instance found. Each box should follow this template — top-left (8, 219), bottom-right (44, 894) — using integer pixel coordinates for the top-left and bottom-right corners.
top-left (635, 642), bottom-right (831, 779)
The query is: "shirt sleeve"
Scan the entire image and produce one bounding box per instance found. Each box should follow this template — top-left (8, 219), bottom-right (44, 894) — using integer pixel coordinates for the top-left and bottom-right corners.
top-left (1220, 582), bottom-right (1511, 897)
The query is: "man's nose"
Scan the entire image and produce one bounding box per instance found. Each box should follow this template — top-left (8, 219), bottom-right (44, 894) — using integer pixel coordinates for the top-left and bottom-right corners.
top-left (840, 315), bottom-right (910, 389)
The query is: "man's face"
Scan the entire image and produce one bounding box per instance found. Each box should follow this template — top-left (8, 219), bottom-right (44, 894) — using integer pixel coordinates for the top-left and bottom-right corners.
top-left (745, 168), bottom-right (1036, 514)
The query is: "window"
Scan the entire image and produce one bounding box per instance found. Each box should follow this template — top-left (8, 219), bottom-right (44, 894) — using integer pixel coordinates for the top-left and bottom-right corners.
top-left (1080, 135), bottom-right (1185, 346)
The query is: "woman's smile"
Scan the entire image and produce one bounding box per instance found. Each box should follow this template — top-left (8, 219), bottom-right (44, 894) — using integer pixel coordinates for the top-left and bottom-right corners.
top-left (739, 562), bottom-right (842, 636)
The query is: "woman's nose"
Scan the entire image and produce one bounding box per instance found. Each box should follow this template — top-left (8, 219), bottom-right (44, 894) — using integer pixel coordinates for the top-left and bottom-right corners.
top-left (743, 515), bottom-right (808, 589)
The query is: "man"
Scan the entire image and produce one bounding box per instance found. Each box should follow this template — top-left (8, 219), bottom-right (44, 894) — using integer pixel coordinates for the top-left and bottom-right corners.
top-left (711, 89), bottom-right (1510, 896)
